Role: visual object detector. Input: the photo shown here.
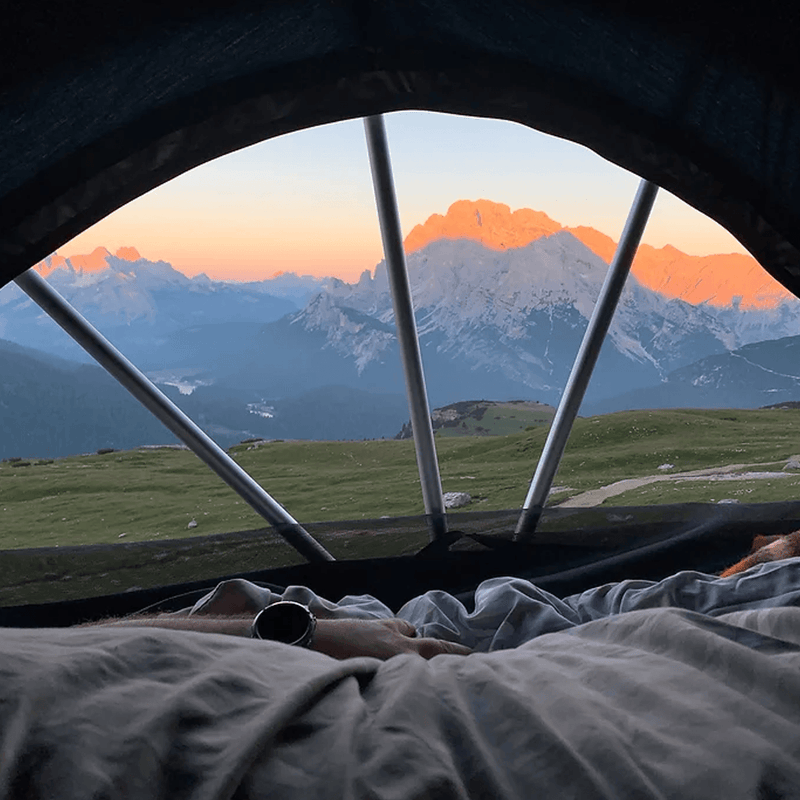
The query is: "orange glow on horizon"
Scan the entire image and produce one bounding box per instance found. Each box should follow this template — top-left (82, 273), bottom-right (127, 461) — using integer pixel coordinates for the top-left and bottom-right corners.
top-left (54, 198), bottom-right (775, 308)
top-left (59, 222), bottom-right (385, 283)
top-left (160, 244), bottom-right (384, 283)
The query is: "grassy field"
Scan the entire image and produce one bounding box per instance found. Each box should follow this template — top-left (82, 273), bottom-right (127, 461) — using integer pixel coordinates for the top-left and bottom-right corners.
top-left (603, 474), bottom-right (800, 506)
top-left (3, 406), bottom-right (800, 551)
top-left (431, 400), bottom-right (555, 437)
top-left (3, 406), bottom-right (800, 606)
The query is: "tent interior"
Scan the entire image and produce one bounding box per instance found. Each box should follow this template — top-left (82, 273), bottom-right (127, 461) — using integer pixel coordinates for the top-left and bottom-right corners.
top-left (2, 0), bottom-right (800, 624)
top-left (3, 3), bottom-right (800, 797)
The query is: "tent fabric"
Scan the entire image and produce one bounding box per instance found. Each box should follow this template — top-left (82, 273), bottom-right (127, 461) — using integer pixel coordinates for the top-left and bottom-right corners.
top-left (2, 1), bottom-right (800, 294)
top-left (3, 0), bottom-right (800, 619)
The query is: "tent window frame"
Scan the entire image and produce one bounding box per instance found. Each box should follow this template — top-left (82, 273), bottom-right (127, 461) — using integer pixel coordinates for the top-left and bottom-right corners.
top-left (13, 115), bottom-right (660, 560)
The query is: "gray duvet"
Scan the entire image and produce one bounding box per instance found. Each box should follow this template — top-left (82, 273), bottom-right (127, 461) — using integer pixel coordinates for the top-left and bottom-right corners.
top-left (2, 560), bottom-right (800, 799)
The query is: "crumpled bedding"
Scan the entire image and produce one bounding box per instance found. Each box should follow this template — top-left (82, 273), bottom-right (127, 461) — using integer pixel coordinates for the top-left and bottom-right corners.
top-left (190, 555), bottom-right (800, 651)
top-left (1, 560), bottom-right (799, 799)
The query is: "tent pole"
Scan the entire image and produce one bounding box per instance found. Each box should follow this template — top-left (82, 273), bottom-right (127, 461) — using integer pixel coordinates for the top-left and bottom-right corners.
top-left (14, 268), bottom-right (334, 563)
top-left (363, 115), bottom-right (448, 541)
top-left (514, 179), bottom-right (659, 541)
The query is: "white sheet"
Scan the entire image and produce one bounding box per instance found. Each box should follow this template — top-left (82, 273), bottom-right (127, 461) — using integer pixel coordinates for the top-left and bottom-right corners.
top-left (1, 561), bottom-right (799, 799)
top-left (191, 555), bottom-right (800, 650)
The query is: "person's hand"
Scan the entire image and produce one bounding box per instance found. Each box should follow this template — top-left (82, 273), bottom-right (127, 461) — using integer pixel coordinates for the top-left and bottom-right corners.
top-left (310, 617), bottom-right (471, 660)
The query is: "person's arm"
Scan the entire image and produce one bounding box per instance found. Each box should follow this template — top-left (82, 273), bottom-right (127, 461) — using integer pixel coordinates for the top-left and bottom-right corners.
top-left (85, 614), bottom-right (254, 637)
top-left (82, 614), bottom-right (472, 659)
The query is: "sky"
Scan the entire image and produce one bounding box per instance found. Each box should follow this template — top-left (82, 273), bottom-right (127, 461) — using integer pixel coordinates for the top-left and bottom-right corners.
top-left (59, 111), bottom-right (751, 283)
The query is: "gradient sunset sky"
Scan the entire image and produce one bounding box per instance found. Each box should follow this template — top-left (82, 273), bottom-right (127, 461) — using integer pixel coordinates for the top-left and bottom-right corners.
top-left (60, 111), bottom-right (750, 283)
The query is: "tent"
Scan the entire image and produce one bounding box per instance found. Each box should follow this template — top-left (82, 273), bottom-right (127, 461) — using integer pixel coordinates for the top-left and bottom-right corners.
top-left (2, 0), bottom-right (800, 621)
top-left (4, 1), bottom-right (800, 286)
top-left (4, 4), bottom-right (800, 797)
top-left (3, 0), bottom-right (800, 623)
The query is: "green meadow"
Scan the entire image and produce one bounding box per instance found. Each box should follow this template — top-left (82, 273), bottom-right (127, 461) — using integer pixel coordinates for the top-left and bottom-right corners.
top-left (3, 407), bottom-right (800, 551)
top-left (432, 400), bottom-right (555, 437)
top-left (3, 406), bottom-right (800, 605)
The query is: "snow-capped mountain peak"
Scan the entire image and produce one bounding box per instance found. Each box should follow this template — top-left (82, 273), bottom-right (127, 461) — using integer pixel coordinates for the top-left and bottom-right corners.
top-left (403, 198), bottom-right (792, 310)
top-left (292, 229), bottom-right (798, 403)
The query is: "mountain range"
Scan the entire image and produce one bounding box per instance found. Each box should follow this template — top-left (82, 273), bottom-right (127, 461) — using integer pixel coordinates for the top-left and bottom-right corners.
top-left (0, 247), bottom-right (326, 364)
top-left (405, 200), bottom-right (790, 309)
top-left (1, 199), bottom-right (799, 458)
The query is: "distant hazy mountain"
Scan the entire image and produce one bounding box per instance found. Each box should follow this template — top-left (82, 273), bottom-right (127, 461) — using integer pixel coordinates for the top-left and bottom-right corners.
top-left (0, 248), bottom-right (326, 363)
top-left (0, 338), bottom-right (409, 458)
top-left (0, 338), bottom-right (184, 457)
top-left (589, 335), bottom-right (800, 413)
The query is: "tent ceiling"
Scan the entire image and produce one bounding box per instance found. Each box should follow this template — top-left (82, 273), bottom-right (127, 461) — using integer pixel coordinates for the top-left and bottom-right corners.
top-left (2, 0), bottom-right (800, 294)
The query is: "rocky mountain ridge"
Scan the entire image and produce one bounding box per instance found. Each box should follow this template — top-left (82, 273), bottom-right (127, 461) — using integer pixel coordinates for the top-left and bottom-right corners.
top-left (0, 249), bottom-right (327, 362)
top-left (404, 199), bottom-right (790, 309)
top-left (293, 231), bottom-right (798, 404)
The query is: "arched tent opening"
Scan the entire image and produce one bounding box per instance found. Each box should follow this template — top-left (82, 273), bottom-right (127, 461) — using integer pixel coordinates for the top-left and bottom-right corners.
top-left (2, 0), bottom-right (800, 626)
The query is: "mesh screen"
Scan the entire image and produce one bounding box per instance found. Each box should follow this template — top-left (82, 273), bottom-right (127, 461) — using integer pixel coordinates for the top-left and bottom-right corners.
top-left (3, 501), bottom-right (800, 627)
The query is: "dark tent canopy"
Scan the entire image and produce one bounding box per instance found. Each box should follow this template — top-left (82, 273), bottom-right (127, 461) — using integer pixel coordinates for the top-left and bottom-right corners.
top-left (2, 0), bottom-right (800, 623)
top-left (2, 0), bottom-right (800, 292)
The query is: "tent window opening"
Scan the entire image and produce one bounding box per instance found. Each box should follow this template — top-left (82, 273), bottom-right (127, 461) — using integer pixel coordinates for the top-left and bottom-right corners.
top-left (11, 115), bottom-right (658, 554)
top-left (2, 110), bottom-right (799, 614)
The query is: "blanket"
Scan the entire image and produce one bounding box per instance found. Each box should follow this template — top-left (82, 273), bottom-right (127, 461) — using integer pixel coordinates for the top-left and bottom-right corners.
top-left (1, 560), bottom-right (800, 799)
top-left (189, 556), bottom-right (800, 651)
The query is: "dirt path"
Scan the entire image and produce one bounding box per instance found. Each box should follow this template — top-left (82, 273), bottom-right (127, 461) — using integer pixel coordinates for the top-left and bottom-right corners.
top-left (559, 460), bottom-right (799, 508)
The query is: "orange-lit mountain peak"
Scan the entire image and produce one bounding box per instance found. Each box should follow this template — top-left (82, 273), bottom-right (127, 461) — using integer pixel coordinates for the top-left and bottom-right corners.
top-left (115, 246), bottom-right (141, 261)
top-left (34, 253), bottom-right (69, 278)
top-left (564, 226), bottom-right (618, 263)
top-left (406, 200), bottom-right (788, 309)
top-left (34, 248), bottom-right (135, 277)
top-left (631, 249), bottom-right (789, 309)
top-left (67, 246), bottom-right (112, 274)
top-left (404, 199), bottom-right (562, 253)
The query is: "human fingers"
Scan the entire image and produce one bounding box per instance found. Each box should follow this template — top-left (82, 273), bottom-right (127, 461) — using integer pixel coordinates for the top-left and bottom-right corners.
top-left (383, 618), bottom-right (417, 638)
top-left (414, 637), bottom-right (472, 659)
